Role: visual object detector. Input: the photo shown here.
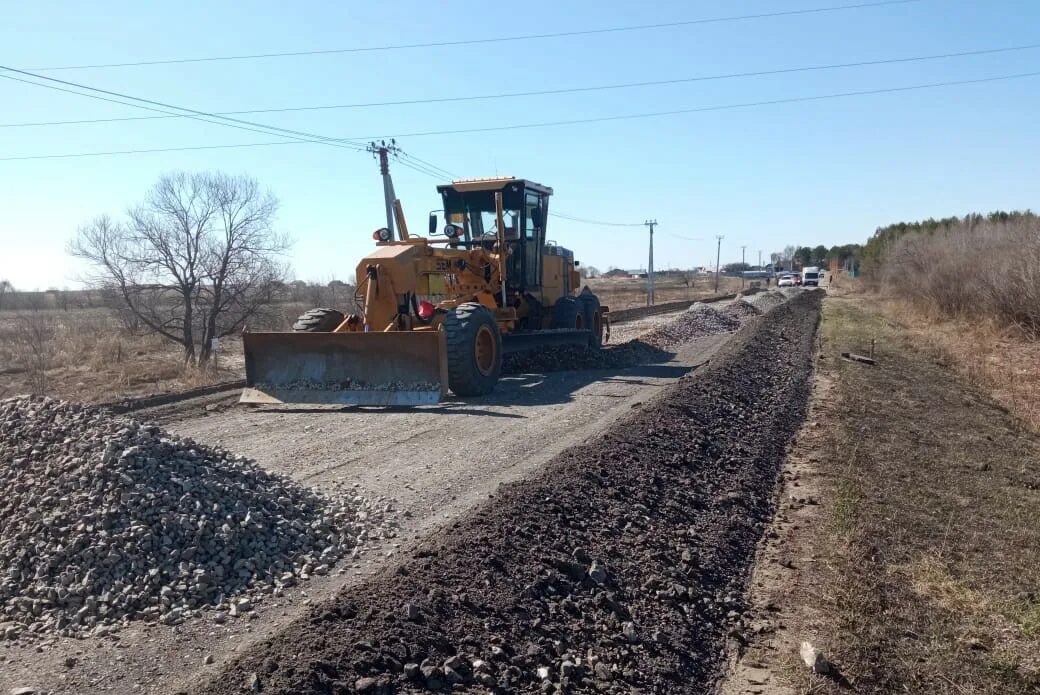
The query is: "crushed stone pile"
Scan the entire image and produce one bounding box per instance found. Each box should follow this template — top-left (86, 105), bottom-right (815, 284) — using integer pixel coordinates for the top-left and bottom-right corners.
top-left (778, 286), bottom-right (804, 299)
top-left (723, 299), bottom-right (762, 319)
top-left (642, 305), bottom-right (740, 348)
top-left (503, 340), bottom-right (671, 374)
top-left (745, 290), bottom-right (787, 313)
top-left (503, 306), bottom-right (740, 374)
top-left (0, 396), bottom-right (392, 639)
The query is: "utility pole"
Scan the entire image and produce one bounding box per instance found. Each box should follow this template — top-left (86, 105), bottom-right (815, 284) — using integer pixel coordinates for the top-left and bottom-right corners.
top-left (714, 235), bottom-right (723, 293)
top-left (740, 245), bottom-right (747, 290)
top-left (644, 219), bottom-right (657, 306)
top-left (368, 139), bottom-right (400, 240)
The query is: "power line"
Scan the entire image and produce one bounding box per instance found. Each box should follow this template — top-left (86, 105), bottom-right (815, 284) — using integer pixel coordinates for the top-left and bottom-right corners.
top-left (7, 42), bottom-right (1030, 129)
top-left (0, 140), bottom-right (310, 161)
top-left (3, 70), bottom-right (1036, 163)
top-left (360, 70), bottom-right (1040, 139)
top-left (662, 232), bottom-right (705, 242)
top-left (549, 212), bottom-right (643, 227)
top-left (0, 65), bottom-right (368, 152)
top-left (26, 0), bottom-right (922, 71)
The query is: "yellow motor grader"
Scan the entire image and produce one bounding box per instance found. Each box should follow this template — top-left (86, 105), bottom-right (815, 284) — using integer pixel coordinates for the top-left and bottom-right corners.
top-left (241, 177), bottom-right (608, 406)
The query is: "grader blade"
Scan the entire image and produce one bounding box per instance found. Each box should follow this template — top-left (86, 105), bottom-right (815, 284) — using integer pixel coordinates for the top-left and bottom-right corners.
top-left (241, 331), bottom-right (448, 406)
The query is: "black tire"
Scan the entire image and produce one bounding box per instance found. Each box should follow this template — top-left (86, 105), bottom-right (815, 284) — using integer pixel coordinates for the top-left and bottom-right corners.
top-left (291, 308), bottom-right (344, 332)
top-left (551, 297), bottom-right (584, 330)
top-left (577, 290), bottom-right (604, 347)
top-left (442, 302), bottom-right (502, 397)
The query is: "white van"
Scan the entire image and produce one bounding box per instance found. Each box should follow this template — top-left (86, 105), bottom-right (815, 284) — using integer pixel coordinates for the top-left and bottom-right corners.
top-left (802, 266), bottom-right (821, 287)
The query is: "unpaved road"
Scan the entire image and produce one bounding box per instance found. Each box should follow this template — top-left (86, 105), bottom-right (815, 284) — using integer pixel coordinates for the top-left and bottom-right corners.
top-left (197, 292), bottom-right (822, 694)
top-left (0, 311), bottom-right (729, 695)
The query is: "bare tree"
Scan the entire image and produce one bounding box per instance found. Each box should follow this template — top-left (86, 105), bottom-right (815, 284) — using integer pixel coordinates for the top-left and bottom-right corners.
top-left (0, 280), bottom-right (12, 311)
top-left (70, 171), bottom-right (290, 365)
top-left (15, 296), bottom-right (56, 395)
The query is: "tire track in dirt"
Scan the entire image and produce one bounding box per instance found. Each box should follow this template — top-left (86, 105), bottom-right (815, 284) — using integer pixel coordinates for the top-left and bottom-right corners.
top-left (196, 292), bottom-right (821, 695)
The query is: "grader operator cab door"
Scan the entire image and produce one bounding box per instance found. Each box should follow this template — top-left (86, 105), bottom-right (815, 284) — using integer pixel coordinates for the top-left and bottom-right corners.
top-left (436, 178), bottom-right (551, 296)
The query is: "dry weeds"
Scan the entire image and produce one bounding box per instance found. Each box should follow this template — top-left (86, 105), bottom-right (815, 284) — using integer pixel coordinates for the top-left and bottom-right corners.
top-left (801, 297), bottom-right (1040, 693)
top-left (587, 275), bottom-right (744, 311)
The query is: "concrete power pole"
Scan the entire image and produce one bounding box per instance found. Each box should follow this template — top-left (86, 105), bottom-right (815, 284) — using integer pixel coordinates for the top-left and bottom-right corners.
top-left (714, 235), bottom-right (724, 293)
top-left (740, 245), bottom-right (747, 290)
top-left (644, 220), bottom-right (657, 306)
top-left (368, 140), bottom-right (400, 240)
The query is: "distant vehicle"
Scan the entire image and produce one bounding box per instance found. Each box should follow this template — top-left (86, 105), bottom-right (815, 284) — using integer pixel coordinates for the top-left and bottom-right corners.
top-left (777, 274), bottom-right (796, 287)
top-left (802, 266), bottom-right (821, 287)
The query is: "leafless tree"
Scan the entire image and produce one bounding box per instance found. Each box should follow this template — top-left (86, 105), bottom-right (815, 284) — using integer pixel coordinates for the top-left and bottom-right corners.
top-left (14, 296), bottom-right (55, 394)
top-left (70, 171), bottom-right (290, 365)
top-left (0, 280), bottom-right (12, 311)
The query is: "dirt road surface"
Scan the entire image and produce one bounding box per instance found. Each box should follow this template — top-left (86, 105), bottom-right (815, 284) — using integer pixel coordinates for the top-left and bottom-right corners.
top-left (196, 292), bottom-right (821, 694)
top-left (0, 309), bottom-right (729, 695)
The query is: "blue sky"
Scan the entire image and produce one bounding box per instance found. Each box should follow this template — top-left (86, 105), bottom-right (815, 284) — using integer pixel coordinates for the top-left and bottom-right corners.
top-left (2, 0), bottom-right (1038, 289)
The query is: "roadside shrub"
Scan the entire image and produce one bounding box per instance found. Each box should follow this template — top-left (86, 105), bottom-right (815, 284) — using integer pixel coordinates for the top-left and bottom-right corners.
top-left (878, 214), bottom-right (1040, 337)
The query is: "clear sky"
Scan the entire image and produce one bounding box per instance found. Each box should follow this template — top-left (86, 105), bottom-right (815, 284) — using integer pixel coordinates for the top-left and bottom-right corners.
top-left (2, 0), bottom-right (1038, 289)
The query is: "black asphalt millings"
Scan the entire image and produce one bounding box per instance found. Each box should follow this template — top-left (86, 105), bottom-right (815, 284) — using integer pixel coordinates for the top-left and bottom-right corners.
top-left (198, 291), bottom-right (822, 695)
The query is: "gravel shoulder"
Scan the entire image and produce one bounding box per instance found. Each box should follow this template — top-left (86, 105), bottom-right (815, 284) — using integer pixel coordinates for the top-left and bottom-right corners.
top-left (0, 309), bottom-right (736, 694)
top-left (195, 292), bottom-right (821, 694)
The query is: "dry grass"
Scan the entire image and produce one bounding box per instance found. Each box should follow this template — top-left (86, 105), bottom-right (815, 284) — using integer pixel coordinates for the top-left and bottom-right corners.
top-left (870, 297), bottom-right (1040, 433)
top-left (795, 296), bottom-right (1040, 693)
top-left (586, 274), bottom-right (745, 311)
top-left (0, 308), bottom-right (244, 403)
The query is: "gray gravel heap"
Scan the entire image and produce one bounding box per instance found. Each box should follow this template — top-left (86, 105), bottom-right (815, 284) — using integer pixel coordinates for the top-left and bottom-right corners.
top-left (642, 304), bottom-right (740, 348)
top-left (0, 395), bottom-right (390, 639)
top-left (723, 299), bottom-right (762, 319)
top-left (745, 290), bottom-right (787, 313)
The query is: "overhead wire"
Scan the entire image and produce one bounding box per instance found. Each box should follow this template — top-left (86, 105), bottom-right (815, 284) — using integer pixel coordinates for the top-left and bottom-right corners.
top-left (360, 70), bottom-right (1040, 139)
top-left (0, 65), bottom-right (369, 152)
top-left (26, 0), bottom-right (923, 71)
top-left (549, 212), bottom-right (643, 227)
top-left (6, 42), bottom-right (1033, 129)
top-left (3, 69), bottom-right (1037, 162)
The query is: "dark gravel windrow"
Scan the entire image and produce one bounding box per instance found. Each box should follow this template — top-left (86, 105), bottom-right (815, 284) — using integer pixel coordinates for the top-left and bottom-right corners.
top-left (197, 292), bottom-right (821, 695)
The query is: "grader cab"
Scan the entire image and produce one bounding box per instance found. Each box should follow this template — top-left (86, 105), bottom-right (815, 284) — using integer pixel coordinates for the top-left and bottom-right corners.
top-left (241, 177), bottom-right (607, 406)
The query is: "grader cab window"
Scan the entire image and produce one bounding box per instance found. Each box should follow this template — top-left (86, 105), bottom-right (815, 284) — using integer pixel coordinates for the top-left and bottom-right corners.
top-left (438, 179), bottom-right (551, 294)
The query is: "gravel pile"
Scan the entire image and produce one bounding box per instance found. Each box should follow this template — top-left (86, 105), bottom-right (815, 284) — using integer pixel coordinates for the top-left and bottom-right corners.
top-left (199, 292), bottom-right (823, 695)
top-left (641, 305), bottom-right (740, 348)
top-left (778, 286), bottom-right (804, 299)
top-left (723, 299), bottom-right (762, 319)
top-left (503, 340), bottom-right (671, 374)
top-left (503, 306), bottom-right (740, 374)
top-left (745, 290), bottom-right (787, 313)
top-left (0, 396), bottom-right (392, 639)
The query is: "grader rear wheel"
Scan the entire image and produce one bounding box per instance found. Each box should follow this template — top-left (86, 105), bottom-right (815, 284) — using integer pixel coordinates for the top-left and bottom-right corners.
top-left (551, 297), bottom-right (584, 330)
top-left (577, 291), bottom-right (604, 347)
top-left (443, 302), bottom-right (502, 397)
top-left (291, 308), bottom-right (345, 332)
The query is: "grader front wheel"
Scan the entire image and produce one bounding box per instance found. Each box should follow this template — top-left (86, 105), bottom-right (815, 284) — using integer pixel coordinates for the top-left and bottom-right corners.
top-left (443, 302), bottom-right (502, 397)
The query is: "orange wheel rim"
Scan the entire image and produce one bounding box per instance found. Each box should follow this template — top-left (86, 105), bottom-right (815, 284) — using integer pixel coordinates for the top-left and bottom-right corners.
top-left (475, 325), bottom-right (496, 376)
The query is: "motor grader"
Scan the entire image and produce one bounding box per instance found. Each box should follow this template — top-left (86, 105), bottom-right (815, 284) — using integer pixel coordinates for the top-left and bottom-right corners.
top-left (241, 177), bottom-right (608, 406)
